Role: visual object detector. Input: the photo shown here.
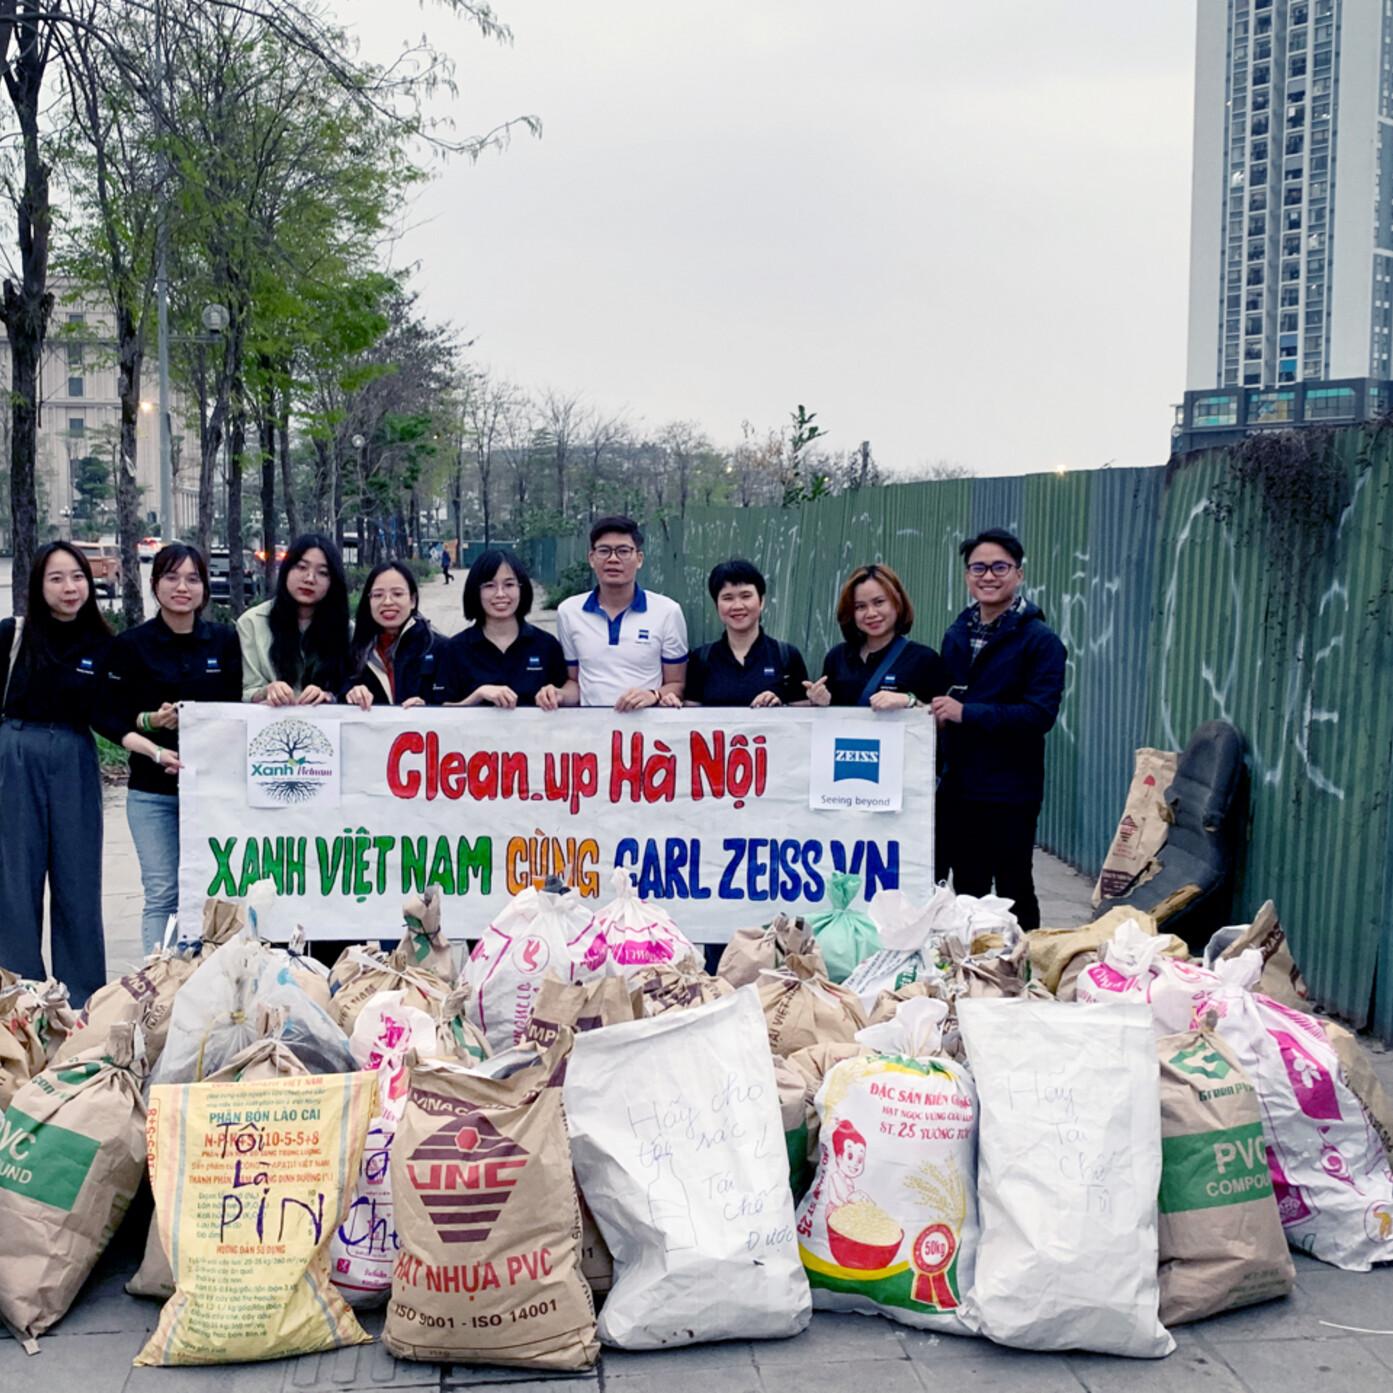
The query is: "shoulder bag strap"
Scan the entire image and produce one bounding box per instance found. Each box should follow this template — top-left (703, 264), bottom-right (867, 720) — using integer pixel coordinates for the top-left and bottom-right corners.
top-left (857, 634), bottom-right (908, 706)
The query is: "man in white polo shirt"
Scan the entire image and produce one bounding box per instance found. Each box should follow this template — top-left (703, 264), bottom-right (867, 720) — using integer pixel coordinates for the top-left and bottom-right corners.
top-left (557, 515), bottom-right (688, 708)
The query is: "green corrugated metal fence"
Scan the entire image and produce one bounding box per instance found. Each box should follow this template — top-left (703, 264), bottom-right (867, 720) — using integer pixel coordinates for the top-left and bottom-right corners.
top-left (526, 428), bottom-right (1393, 1039)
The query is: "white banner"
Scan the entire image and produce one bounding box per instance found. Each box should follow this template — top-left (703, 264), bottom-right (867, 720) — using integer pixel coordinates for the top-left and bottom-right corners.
top-left (177, 704), bottom-right (935, 943)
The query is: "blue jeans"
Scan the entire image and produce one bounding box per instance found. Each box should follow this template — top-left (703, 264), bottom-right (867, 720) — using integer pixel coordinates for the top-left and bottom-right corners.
top-left (126, 789), bottom-right (181, 955)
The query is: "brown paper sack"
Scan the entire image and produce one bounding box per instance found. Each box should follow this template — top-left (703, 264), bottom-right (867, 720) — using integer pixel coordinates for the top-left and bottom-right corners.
top-left (0, 1022), bottom-right (146, 1350)
top-left (1323, 1021), bottom-right (1393, 1157)
top-left (435, 983), bottom-right (493, 1063)
top-left (629, 959), bottom-right (734, 1017)
top-left (328, 946), bottom-right (450, 1035)
top-left (0, 984), bottom-right (48, 1110)
top-left (1218, 901), bottom-right (1309, 1010)
top-left (1093, 747), bottom-right (1179, 905)
top-left (126, 1017), bottom-right (310, 1303)
top-left (1157, 1027), bottom-right (1294, 1324)
top-left (523, 974), bottom-right (634, 1050)
top-left (717, 913), bottom-right (825, 988)
top-left (757, 953), bottom-right (867, 1057)
top-left (396, 886), bottom-right (456, 979)
top-left (384, 1042), bottom-right (599, 1370)
top-left (1026, 906), bottom-right (1163, 996)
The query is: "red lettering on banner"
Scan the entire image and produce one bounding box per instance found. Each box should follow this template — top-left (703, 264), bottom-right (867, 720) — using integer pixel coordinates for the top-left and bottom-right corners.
top-left (387, 732), bottom-right (424, 798)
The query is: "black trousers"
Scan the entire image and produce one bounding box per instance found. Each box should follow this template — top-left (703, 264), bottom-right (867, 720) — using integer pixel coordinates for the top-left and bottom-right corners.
top-left (0, 720), bottom-right (107, 1003)
top-left (940, 797), bottom-right (1043, 931)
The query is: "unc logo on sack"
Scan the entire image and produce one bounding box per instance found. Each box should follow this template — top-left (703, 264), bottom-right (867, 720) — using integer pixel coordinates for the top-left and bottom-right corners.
top-left (247, 716), bottom-right (338, 806)
top-left (405, 1109), bottom-right (528, 1244)
top-left (833, 738), bottom-right (881, 783)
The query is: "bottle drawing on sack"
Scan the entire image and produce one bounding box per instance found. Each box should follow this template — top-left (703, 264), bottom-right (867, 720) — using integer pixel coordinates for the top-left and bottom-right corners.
top-left (647, 1154), bottom-right (698, 1252)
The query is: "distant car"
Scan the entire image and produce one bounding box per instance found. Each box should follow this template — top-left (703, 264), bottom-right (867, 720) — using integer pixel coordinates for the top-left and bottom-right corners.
top-left (137, 536), bottom-right (164, 562)
top-left (254, 545), bottom-right (287, 566)
top-left (207, 548), bottom-right (262, 603)
top-left (75, 541), bottom-right (121, 598)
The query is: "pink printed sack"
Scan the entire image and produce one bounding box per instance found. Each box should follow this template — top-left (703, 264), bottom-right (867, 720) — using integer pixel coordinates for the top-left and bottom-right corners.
top-left (462, 882), bottom-right (595, 1051)
top-left (1199, 955), bottom-right (1393, 1271)
top-left (570, 869), bottom-right (696, 978)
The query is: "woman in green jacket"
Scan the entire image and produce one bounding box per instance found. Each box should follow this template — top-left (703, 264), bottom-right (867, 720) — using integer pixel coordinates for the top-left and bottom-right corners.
top-left (237, 533), bottom-right (352, 705)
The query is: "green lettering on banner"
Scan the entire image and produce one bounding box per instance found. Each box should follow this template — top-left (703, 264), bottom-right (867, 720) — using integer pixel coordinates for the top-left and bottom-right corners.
top-left (458, 837), bottom-right (492, 895)
top-left (427, 836), bottom-right (455, 894)
top-left (0, 1108), bottom-right (100, 1211)
top-left (207, 837), bottom-right (238, 897)
top-left (238, 838), bottom-right (262, 895)
top-left (1159, 1121), bottom-right (1270, 1214)
top-left (401, 836), bottom-right (428, 893)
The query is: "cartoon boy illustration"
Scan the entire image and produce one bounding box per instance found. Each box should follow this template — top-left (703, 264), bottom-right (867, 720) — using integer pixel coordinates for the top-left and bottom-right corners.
top-left (826, 1119), bottom-right (871, 1212)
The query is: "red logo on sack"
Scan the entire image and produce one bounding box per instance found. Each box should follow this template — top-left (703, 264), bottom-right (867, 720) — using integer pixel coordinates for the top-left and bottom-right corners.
top-left (406, 1110), bottom-right (528, 1244)
top-left (513, 935), bottom-right (549, 975)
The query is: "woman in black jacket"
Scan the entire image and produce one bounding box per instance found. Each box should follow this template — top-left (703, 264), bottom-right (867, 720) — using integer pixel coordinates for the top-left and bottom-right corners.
top-left (342, 562), bottom-right (439, 708)
top-left (94, 543), bottom-right (242, 954)
top-left (804, 563), bottom-right (948, 709)
top-left (0, 542), bottom-right (114, 1002)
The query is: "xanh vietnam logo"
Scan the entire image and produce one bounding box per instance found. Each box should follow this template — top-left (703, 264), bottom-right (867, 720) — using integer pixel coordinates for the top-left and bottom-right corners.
top-left (406, 1107), bottom-right (528, 1244)
top-left (247, 717), bottom-right (336, 804)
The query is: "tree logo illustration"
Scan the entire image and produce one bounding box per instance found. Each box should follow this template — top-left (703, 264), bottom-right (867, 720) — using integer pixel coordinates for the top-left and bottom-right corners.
top-left (248, 718), bottom-right (336, 804)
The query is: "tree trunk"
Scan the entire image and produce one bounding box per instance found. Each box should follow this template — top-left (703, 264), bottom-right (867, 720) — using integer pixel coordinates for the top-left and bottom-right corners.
top-left (227, 396), bottom-right (247, 616)
top-left (1, 24), bottom-right (54, 612)
top-left (259, 377), bottom-right (275, 591)
top-left (278, 386), bottom-right (299, 539)
top-left (114, 306), bottom-right (146, 625)
top-left (408, 487), bottom-right (419, 557)
top-left (452, 446), bottom-right (464, 551)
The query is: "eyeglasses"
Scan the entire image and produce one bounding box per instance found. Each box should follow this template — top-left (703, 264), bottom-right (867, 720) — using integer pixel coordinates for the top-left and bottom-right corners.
top-left (593, 545), bottom-right (636, 560)
top-left (370, 589), bottom-right (411, 602)
top-left (967, 561), bottom-right (1017, 578)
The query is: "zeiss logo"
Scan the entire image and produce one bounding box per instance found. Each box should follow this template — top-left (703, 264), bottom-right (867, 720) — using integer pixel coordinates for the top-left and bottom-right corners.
top-left (833, 738), bottom-right (881, 783)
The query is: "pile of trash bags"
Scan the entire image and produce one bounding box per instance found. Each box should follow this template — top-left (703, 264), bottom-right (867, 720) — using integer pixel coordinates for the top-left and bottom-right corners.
top-left (1, 869), bottom-right (1389, 1370)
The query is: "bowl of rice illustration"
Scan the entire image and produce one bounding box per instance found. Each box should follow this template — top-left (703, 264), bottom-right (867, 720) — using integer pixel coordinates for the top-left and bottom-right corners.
top-left (827, 1199), bottom-right (905, 1270)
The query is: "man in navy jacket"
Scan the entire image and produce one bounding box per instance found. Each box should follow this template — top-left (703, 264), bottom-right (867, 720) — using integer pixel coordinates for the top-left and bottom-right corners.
top-left (932, 528), bottom-right (1067, 929)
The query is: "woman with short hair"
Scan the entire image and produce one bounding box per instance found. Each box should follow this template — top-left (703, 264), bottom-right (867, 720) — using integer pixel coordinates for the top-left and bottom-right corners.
top-left (237, 532), bottom-right (351, 705)
top-left (804, 562), bottom-right (948, 708)
top-left (432, 548), bottom-right (572, 709)
top-left (341, 562), bottom-right (440, 709)
top-left (95, 543), bottom-right (242, 953)
top-left (0, 542), bottom-right (114, 1002)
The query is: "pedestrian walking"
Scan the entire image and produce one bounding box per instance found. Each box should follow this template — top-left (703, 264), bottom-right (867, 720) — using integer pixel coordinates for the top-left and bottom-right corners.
top-left (803, 563), bottom-right (948, 709)
top-left (441, 545), bottom-right (453, 585)
top-left (933, 528), bottom-right (1066, 930)
top-left (0, 543), bottom-right (114, 1003)
top-left (341, 562), bottom-right (441, 708)
top-left (237, 532), bottom-right (351, 704)
top-left (95, 543), bottom-right (242, 954)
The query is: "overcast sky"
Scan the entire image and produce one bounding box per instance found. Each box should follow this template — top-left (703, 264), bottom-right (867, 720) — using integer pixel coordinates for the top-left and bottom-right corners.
top-left (334, 1), bottom-right (1198, 478)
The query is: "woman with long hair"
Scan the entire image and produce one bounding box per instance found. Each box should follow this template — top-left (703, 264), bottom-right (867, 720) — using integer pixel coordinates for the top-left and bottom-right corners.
top-left (341, 561), bottom-right (440, 709)
top-left (95, 543), bottom-right (242, 953)
top-left (432, 548), bottom-right (572, 709)
top-left (803, 562), bottom-right (948, 709)
top-left (237, 532), bottom-right (351, 704)
top-left (0, 542), bottom-right (114, 1002)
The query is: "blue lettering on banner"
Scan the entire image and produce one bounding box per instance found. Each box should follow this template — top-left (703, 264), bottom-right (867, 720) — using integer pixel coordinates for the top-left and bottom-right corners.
top-left (833, 737), bottom-right (881, 783)
top-left (613, 836), bottom-right (897, 903)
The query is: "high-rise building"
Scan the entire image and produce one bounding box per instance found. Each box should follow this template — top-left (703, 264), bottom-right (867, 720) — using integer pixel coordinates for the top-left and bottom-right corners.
top-left (1175, 0), bottom-right (1393, 451)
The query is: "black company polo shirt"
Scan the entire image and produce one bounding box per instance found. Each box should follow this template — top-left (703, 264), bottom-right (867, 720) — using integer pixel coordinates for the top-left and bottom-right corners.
top-left (432, 622), bottom-right (569, 707)
top-left (685, 630), bottom-right (809, 706)
top-left (820, 638), bottom-right (950, 706)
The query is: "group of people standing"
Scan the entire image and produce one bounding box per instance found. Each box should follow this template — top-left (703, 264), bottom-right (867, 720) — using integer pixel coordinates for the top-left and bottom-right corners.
top-left (0, 511), bottom-right (1064, 1010)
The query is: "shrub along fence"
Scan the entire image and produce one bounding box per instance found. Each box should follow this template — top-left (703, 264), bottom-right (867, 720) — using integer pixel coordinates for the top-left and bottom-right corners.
top-left (524, 426), bottom-right (1393, 1040)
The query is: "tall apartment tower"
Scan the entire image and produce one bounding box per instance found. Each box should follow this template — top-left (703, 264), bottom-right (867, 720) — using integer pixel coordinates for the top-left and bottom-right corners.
top-left (1176, 0), bottom-right (1393, 450)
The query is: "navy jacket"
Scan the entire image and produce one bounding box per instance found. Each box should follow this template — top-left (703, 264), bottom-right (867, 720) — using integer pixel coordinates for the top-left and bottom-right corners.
top-left (341, 617), bottom-right (441, 707)
top-left (939, 599), bottom-right (1067, 805)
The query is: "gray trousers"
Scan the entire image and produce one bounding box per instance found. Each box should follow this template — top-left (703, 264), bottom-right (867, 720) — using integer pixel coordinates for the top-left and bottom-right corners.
top-left (0, 720), bottom-right (106, 1004)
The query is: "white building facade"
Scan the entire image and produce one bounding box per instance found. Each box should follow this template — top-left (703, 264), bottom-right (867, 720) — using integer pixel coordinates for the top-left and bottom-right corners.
top-left (0, 290), bottom-right (200, 542)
